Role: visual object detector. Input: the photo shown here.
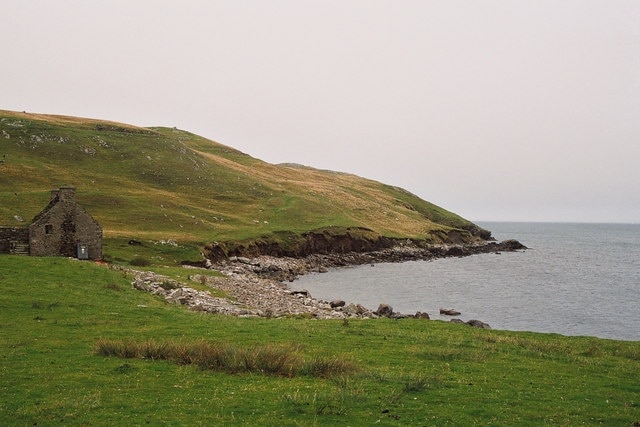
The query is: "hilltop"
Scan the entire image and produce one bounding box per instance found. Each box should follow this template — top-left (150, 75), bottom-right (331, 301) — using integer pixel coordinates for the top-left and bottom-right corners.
top-left (1, 109), bottom-right (491, 262)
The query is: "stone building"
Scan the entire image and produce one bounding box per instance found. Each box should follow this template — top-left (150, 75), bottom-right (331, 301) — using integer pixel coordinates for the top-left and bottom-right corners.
top-left (0, 187), bottom-right (102, 259)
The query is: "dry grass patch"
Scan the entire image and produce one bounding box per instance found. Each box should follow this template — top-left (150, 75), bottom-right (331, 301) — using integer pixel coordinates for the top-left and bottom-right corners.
top-left (94, 338), bottom-right (358, 378)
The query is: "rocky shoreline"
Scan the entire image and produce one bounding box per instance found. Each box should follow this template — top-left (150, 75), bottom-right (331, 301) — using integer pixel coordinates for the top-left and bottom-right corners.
top-left (129, 239), bottom-right (526, 325)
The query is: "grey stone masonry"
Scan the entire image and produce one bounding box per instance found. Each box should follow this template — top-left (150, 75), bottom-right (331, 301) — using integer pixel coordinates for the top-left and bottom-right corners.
top-left (0, 227), bottom-right (30, 254)
top-left (0, 187), bottom-right (102, 259)
top-left (29, 187), bottom-right (102, 259)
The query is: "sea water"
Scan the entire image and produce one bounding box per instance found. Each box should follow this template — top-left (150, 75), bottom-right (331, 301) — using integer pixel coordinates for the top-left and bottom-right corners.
top-left (294, 222), bottom-right (640, 341)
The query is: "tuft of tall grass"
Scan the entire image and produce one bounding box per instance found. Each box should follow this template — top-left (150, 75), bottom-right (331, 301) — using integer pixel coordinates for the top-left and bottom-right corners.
top-left (94, 338), bottom-right (357, 378)
top-left (139, 340), bottom-right (173, 360)
top-left (303, 356), bottom-right (359, 378)
top-left (401, 373), bottom-right (438, 393)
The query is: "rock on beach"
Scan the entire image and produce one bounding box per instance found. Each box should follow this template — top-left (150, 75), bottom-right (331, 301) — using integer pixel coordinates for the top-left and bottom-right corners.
top-left (126, 242), bottom-right (515, 323)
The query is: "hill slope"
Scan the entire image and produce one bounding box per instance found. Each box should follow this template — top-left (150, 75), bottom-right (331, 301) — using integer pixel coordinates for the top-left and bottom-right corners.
top-left (0, 109), bottom-right (489, 253)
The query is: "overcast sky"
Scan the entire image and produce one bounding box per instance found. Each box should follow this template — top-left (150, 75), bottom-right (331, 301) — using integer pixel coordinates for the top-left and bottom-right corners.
top-left (2, 1), bottom-right (639, 223)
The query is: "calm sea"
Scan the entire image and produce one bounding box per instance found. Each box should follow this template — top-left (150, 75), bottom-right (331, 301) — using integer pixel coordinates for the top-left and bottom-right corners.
top-left (294, 222), bottom-right (640, 341)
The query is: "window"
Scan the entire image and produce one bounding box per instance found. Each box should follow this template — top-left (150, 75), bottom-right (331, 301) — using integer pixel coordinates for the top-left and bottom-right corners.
top-left (45, 224), bottom-right (53, 234)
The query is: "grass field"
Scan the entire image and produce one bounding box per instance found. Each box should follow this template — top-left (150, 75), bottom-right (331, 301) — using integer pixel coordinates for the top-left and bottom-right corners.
top-left (1, 256), bottom-right (639, 425)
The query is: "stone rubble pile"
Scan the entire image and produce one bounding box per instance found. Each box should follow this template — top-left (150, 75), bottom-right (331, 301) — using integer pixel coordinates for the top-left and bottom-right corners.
top-left (129, 266), bottom-right (381, 319)
top-left (127, 249), bottom-right (500, 327)
top-left (131, 271), bottom-right (255, 316)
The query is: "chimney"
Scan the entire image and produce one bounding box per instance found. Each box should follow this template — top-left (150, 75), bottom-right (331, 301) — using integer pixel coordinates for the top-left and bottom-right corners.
top-left (57, 186), bottom-right (76, 202)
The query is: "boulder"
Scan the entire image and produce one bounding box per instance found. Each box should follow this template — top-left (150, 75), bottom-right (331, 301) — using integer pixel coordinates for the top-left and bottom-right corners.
top-left (391, 313), bottom-right (411, 319)
top-left (166, 288), bottom-right (189, 305)
top-left (500, 239), bottom-right (527, 250)
top-left (375, 303), bottom-right (394, 317)
top-left (344, 303), bottom-right (370, 316)
top-left (330, 299), bottom-right (346, 308)
top-left (355, 304), bottom-right (369, 315)
top-left (466, 319), bottom-right (491, 329)
top-left (289, 289), bottom-right (311, 298)
top-left (414, 311), bottom-right (430, 319)
top-left (440, 308), bottom-right (461, 316)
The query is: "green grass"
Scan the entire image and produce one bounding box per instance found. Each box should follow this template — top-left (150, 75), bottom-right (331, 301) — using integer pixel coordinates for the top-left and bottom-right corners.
top-left (1, 109), bottom-right (487, 253)
top-left (1, 256), bottom-right (639, 425)
top-left (101, 237), bottom-right (204, 266)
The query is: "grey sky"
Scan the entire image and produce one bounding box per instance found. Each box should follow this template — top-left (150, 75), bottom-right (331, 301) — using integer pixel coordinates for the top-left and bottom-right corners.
top-left (2, 1), bottom-right (639, 223)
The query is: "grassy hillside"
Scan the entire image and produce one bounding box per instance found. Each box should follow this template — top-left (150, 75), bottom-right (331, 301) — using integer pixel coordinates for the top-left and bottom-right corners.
top-left (0, 110), bottom-right (486, 258)
top-left (1, 256), bottom-right (639, 425)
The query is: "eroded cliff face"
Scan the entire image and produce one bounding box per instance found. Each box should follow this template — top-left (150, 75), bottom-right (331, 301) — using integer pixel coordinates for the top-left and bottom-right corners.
top-left (205, 229), bottom-right (393, 261)
top-left (202, 238), bottom-right (527, 283)
top-left (203, 226), bottom-right (497, 262)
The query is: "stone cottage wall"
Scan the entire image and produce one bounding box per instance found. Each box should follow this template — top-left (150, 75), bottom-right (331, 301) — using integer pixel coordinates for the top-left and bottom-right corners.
top-left (29, 208), bottom-right (103, 259)
top-left (29, 188), bottom-right (103, 260)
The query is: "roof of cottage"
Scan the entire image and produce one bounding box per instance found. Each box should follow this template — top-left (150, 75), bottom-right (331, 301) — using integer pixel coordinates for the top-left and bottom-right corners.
top-left (30, 187), bottom-right (100, 228)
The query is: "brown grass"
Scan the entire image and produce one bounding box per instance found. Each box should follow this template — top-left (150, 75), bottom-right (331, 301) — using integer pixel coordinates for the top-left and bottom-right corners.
top-left (94, 338), bottom-right (357, 378)
top-left (3, 109), bottom-right (148, 131)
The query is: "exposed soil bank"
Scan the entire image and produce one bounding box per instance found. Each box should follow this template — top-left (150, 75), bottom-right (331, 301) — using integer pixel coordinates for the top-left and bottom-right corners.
top-left (202, 226), bottom-right (504, 264)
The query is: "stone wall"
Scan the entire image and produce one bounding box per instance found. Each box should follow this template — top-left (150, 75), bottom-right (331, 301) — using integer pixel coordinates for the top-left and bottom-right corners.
top-left (0, 226), bottom-right (30, 254)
